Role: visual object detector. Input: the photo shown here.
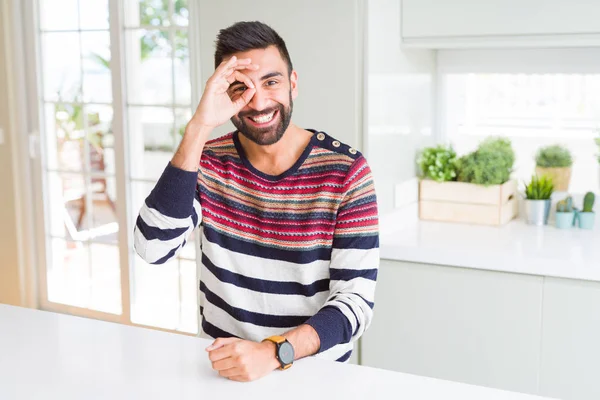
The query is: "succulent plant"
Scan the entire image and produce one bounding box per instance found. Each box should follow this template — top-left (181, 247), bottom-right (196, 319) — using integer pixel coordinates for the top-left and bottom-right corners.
top-left (583, 192), bottom-right (595, 213)
top-left (556, 196), bottom-right (574, 213)
top-left (524, 175), bottom-right (554, 200)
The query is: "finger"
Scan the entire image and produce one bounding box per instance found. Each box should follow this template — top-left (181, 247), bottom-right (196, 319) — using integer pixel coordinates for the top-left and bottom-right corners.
top-left (206, 337), bottom-right (240, 351)
top-left (226, 70), bottom-right (254, 88)
top-left (227, 374), bottom-right (249, 382)
top-left (208, 345), bottom-right (236, 362)
top-left (214, 55), bottom-right (240, 76)
top-left (212, 357), bottom-right (237, 371)
top-left (223, 63), bottom-right (260, 76)
top-left (218, 367), bottom-right (242, 378)
top-left (232, 87), bottom-right (256, 111)
top-left (217, 56), bottom-right (252, 77)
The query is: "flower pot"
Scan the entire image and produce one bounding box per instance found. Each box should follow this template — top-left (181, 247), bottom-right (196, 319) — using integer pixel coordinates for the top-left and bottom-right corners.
top-left (524, 199), bottom-right (551, 226)
top-left (555, 212), bottom-right (575, 229)
top-left (578, 212), bottom-right (596, 230)
top-left (535, 166), bottom-right (572, 192)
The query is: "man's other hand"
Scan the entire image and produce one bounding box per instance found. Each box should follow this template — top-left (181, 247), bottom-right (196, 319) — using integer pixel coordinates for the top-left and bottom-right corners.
top-left (206, 337), bottom-right (280, 382)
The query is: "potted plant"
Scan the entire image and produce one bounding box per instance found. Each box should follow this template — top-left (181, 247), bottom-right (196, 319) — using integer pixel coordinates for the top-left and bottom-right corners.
top-left (555, 196), bottom-right (575, 229)
top-left (456, 137), bottom-right (515, 186)
top-left (523, 175), bottom-right (554, 226)
top-left (535, 144), bottom-right (573, 192)
top-left (417, 144), bottom-right (458, 182)
top-left (418, 137), bottom-right (518, 226)
top-left (577, 192), bottom-right (596, 230)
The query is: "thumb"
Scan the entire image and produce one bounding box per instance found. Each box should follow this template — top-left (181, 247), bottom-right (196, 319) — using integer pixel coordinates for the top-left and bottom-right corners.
top-left (205, 337), bottom-right (240, 351)
top-left (232, 87), bottom-right (256, 112)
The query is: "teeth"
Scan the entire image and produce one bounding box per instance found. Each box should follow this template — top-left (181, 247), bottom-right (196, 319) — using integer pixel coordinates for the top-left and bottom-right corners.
top-left (251, 112), bottom-right (274, 123)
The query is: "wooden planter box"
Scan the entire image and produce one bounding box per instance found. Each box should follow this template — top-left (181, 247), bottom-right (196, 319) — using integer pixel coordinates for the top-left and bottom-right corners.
top-left (419, 180), bottom-right (518, 226)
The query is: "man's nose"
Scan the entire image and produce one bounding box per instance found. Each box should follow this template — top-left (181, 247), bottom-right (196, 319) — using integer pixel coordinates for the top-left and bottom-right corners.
top-left (247, 86), bottom-right (269, 111)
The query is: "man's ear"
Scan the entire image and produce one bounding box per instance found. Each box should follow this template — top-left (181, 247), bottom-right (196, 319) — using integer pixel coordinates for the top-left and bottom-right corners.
top-left (290, 70), bottom-right (298, 100)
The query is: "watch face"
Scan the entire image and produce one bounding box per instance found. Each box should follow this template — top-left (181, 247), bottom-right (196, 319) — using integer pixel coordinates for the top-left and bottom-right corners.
top-left (278, 341), bottom-right (295, 365)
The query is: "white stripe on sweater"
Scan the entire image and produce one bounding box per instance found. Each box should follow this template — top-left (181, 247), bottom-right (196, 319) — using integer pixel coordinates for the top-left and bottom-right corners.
top-left (201, 233), bottom-right (331, 283)
top-left (330, 247), bottom-right (380, 271)
top-left (200, 266), bottom-right (329, 316)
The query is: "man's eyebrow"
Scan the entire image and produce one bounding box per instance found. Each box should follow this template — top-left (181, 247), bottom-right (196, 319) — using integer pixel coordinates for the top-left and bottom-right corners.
top-left (260, 72), bottom-right (283, 80)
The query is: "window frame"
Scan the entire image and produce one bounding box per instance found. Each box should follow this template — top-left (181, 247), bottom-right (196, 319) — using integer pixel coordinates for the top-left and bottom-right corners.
top-left (17, 0), bottom-right (203, 336)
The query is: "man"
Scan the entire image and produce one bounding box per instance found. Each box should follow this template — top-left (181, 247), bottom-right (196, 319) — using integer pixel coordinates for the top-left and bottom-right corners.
top-left (134, 21), bottom-right (379, 382)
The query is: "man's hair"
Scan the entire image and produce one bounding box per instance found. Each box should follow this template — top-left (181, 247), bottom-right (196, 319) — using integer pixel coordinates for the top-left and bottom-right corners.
top-left (214, 21), bottom-right (293, 75)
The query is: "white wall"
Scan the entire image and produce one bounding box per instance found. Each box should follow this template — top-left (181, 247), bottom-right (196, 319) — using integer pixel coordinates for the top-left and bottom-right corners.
top-left (196, 0), bottom-right (364, 149)
top-left (366, 0), bottom-right (436, 214)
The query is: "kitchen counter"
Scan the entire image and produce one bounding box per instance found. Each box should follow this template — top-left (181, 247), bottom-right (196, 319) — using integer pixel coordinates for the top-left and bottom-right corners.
top-left (379, 206), bottom-right (600, 282)
top-left (0, 304), bottom-right (556, 400)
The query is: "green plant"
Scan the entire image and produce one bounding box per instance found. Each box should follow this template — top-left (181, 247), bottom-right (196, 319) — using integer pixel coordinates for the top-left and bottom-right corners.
top-left (524, 175), bottom-right (554, 200)
top-left (556, 196), bottom-right (573, 213)
top-left (91, 0), bottom-right (189, 68)
top-left (417, 145), bottom-right (458, 182)
top-left (456, 138), bottom-right (515, 186)
top-left (535, 145), bottom-right (573, 168)
top-left (583, 192), bottom-right (595, 212)
top-left (479, 137), bottom-right (515, 170)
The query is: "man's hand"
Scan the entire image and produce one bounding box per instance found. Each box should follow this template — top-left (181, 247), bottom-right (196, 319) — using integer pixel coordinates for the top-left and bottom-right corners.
top-left (190, 56), bottom-right (258, 130)
top-left (206, 337), bottom-right (280, 382)
top-left (172, 56), bottom-right (258, 171)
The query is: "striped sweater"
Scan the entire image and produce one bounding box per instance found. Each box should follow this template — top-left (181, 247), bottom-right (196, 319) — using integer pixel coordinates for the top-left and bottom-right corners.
top-left (134, 130), bottom-right (379, 362)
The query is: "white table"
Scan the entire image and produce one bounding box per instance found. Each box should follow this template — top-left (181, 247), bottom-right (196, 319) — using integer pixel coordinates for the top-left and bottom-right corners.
top-left (0, 304), bottom-right (556, 400)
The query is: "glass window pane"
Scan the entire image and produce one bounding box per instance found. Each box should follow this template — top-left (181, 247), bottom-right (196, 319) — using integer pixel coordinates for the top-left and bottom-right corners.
top-left (47, 238), bottom-right (90, 308)
top-left (78, 0), bottom-right (109, 30)
top-left (128, 106), bottom-right (175, 180)
top-left (89, 175), bottom-right (119, 244)
top-left (129, 180), bottom-right (157, 229)
top-left (82, 32), bottom-right (112, 103)
top-left (179, 259), bottom-right (198, 334)
top-left (86, 105), bottom-right (115, 173)
top-left (90, 243), bottom-right (122, 314)
top-left (174, 31), bottom-right (190, 105)
top-left (47, 238), bottom-right (122, 315)
top-left (124, 0), bottom-right (171, 28)
top-left (125, 29), bottom-right (173, 105)
top-left (444, 73), bottom-right (600, 194)
top-left (131, 254), bottom-right (180, 330)
top-left (45, 102), bottom-right (85, 172)
top-left (40, 0), bottom-right (79, 31)
top-left (173, 0), bottom-right (188, 27)
top-left (174, 107), bottom-right (191, 149)
top-left (42, 33), bottom-right (82, 102)
top-left (47, 172), bottom-right (86, 238)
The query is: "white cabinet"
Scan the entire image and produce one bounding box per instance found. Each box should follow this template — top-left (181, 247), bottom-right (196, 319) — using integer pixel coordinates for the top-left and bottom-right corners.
top-left (361, 260), bottom-right (543, 395)
top-left (401, 0), bottom-right (600, 48)
top-left (539, 278), bottom-right (600, 400)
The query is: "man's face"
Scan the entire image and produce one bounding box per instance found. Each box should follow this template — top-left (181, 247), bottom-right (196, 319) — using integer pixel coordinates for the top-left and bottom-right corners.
top-left (227, 46), bottom-right (298, 146)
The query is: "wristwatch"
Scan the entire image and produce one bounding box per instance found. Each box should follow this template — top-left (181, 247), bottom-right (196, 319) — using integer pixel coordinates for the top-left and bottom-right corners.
top-left (263, 336), bottom-right (295, 370)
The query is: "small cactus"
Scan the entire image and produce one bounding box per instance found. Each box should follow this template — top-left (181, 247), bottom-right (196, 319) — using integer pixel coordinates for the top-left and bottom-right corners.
top-left (556, 196), bottom-right (574, 213)
top-left (583, 192), bottom-right (595, 213)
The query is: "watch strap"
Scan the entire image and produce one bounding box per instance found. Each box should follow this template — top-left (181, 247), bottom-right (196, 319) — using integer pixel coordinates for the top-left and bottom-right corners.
top-left (263, 336), bottom-right (293, 370)
top-left (263, 335), bottom-right (286, 345)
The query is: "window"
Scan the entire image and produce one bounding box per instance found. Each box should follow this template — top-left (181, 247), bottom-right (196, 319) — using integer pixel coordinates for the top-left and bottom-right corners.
top-left (36, 0), bottom-right (198, 334)
top-left (439, 49), bottom-right (600, 194)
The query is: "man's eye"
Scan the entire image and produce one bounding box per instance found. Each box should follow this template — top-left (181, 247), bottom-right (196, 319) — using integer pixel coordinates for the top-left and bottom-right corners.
top-left (266, 80), bottom-right (277, 86)
top-left (233, 86), bottom-right (247, 92)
